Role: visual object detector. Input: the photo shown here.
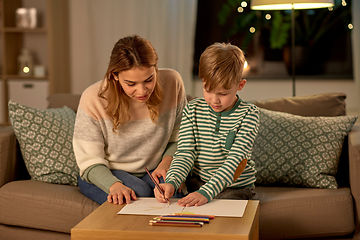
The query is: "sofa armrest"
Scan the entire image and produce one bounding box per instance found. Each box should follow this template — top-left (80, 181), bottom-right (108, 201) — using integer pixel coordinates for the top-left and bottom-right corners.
top-left (0, 126), bottom-right (18, 187)
top-left (348, 125), bottom-right (360, 237)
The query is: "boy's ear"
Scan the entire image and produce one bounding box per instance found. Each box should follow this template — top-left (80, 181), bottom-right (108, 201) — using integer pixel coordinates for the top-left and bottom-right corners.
top-left (237, 79), bottom-right (246, 91)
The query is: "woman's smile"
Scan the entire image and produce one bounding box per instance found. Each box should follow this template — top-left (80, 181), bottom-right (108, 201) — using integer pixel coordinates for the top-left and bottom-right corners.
top-left (135, 94), bottom-right (149, 101)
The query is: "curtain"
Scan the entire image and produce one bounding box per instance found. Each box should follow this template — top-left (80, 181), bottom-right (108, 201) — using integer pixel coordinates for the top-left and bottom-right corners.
top-left (70, 0), bottom-right (198, 95)
top-left (352, 0), bottom-right (360, 105)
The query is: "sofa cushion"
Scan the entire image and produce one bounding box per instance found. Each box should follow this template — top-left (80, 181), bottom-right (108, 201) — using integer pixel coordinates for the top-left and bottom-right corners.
top-left (0, 224), bottom-right (70, 240)
top-left (253, 92), bottom-right (346, 117)
top-left (0, 126), bottom-right (17, 187)
top-left (8, 100), bottom-right (79, 186)
top-left (253, 108), bottom-right (357, 188)
top-left (0, 180), bottom-right (99, 233)
top-left (254, 187), bottom-right (355, 239)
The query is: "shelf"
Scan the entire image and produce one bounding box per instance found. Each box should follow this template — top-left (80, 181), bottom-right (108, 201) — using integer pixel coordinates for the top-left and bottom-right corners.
top-left (5, 75), bottom-right (48, 80)
top-left (1, 27), bottom-right (47, 33)
top-left (0, 0), bottom-right (70, 125)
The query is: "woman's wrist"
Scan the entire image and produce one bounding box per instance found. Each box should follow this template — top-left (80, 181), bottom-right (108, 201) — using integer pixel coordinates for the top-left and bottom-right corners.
top-left (109, 181), bottom-right (123, 192)
top-left (160, 155), bottom-right (173, 169)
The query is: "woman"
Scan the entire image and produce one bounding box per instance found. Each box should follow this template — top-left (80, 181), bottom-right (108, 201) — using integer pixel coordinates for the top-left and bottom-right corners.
top-left (73, 35), bottom-right (187, 205)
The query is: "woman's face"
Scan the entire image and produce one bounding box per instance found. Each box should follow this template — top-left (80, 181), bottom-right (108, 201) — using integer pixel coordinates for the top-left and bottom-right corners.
top-left (115, 67), bottom-right (156, 103)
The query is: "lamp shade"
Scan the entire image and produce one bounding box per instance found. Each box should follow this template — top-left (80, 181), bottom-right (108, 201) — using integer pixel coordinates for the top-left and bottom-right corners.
top-left (250, 0), bottom-right (334, 10)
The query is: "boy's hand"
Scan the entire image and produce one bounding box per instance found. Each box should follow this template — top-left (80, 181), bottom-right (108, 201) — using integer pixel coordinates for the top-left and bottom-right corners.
top-left (155, 183), bottom-right (175, 203)
top-left (177, 192), bottom-right (208, 207)
top-left (108, 182), bottom-right (137, 205)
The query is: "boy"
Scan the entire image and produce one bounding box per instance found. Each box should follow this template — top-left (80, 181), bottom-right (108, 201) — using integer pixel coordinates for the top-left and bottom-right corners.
top-left (155, 42), bottom-right (260, 206)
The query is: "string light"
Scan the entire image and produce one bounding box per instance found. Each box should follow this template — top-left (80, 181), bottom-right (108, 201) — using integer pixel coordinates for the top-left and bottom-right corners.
top-left (342, 0), bottom-right (347, 6)
top-left (249, 27), bottom-right (256, 33)
top-left (328, 7), bottom-right (333, 11)
top-left (265, 14), bottom-right (271, 20)
top-left (238, 7), bottom-right (244, 13)
top-left (241, 1), bottom-right (247, 8)
top-left (348, 23), bottom-right (353, 30)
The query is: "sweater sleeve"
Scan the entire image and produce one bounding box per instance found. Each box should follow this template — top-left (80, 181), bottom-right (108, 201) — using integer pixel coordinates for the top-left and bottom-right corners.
top-left (73, 106), bottom-right (109, 176)
top-left (83, 164), bottom-right (121, 193)
top-left (163, 142), bottom-right (177, 158)
top-left (73, 81), bottom-right (110, 176)
top-left (197, 106), bottom-right (260, 201)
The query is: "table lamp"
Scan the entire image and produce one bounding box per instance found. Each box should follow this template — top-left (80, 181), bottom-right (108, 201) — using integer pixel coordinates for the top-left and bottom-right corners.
top-left (250, 0), bottom-right (334, 96)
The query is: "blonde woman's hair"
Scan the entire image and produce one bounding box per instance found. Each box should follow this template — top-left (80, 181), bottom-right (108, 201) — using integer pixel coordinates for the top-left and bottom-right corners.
top-left (98, 35), bottom-right (163, 132)
top-left (199, 42), bottom-right (245, 91)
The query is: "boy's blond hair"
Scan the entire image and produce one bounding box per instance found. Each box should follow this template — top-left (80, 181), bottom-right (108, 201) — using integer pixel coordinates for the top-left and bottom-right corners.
top-left (199, 42), bottom-right (245, 91)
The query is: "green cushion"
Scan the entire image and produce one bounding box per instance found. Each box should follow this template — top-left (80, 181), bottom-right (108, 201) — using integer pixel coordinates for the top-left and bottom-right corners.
top-left (8, 100), bottom-right (79, 186)
top-left (253, 108), bottom-right (357, 188)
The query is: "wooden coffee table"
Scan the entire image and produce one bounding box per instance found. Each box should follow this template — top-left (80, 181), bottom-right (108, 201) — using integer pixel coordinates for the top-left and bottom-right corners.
top-left (71, 200), bottom-right (259, 240)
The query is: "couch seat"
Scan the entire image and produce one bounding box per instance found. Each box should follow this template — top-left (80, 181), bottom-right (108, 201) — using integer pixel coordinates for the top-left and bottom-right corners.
top-left (0, 180), bottom-right (99, 233)
top-left (254, 186), bottom-right (355, 239)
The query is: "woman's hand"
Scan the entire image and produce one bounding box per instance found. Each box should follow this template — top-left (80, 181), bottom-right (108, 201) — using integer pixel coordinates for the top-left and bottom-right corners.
top-left (155, 183), bottom-right (175, 203)
top-left (151, 156), bottom-right (173, 183)
top-left (108, 182), bottom-right (137, 205)
top-left (177, 192), bottom-right (208, 207)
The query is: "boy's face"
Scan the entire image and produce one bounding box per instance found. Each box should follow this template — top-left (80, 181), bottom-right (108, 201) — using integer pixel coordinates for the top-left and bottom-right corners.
top-left (203, 79), bottom-right (246, 112)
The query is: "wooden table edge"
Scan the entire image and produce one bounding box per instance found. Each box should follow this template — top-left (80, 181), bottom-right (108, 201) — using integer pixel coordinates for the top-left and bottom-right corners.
top-left (71, 200), bottom-right (260, 240)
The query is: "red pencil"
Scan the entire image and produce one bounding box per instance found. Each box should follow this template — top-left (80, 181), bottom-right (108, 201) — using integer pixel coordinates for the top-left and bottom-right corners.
top-left (144, 167), bottom-right (170, 204)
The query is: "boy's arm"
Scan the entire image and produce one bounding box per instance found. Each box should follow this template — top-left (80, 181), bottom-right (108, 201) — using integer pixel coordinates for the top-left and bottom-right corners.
top-left (197, 106), bottom-right (260, 202)
top-left (165, 106), bottom-right (197, 190)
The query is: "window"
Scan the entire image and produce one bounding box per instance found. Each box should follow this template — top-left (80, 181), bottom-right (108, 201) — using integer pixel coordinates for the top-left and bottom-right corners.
top-left (193, 0), bottom-right (353, 79)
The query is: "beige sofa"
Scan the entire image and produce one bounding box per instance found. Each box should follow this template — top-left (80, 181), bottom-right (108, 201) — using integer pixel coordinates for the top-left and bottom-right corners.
top-left (0, 92), bottom-right (359, 240)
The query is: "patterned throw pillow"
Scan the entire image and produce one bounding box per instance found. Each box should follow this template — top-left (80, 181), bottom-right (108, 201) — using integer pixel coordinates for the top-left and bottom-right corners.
top-left (8, 100), bottom-right (79, 186)
top-left (253, 108), bottom-right (357, 189)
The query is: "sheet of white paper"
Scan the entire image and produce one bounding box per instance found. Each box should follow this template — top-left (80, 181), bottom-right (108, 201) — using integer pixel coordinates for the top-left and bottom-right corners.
top-left (117, 197), bottom-right (248, 217)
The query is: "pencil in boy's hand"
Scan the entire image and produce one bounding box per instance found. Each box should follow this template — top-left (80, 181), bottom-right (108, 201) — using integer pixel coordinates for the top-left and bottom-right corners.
top-left (144, 167), bottom-right (170, 205)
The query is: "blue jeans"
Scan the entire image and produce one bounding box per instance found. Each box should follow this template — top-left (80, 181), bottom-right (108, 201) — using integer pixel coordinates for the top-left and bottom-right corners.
top-left (78, 169), bottom-right (183, 204)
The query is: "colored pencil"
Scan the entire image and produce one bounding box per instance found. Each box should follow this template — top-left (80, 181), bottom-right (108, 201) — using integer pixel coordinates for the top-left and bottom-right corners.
top-left (157, 216), bottom-right (210, 223)
top-left (150, 220), bottom-right (204, 225)
top-left (144, 167), bottom-right (170, 205)
top-left (149, 222), bottom-right (202, 227)
top-left (172, 213), bottom-right (215, 219)
top-left (150, 219), bottom-right (204, 224)
top-left (153, 217), bottom-right (207, 223)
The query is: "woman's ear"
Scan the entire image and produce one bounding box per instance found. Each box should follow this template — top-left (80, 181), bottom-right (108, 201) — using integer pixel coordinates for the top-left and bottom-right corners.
top-left (237, 79), bottom-right (246, 91)
top-left (113, 73), bottom-right (119, 81)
